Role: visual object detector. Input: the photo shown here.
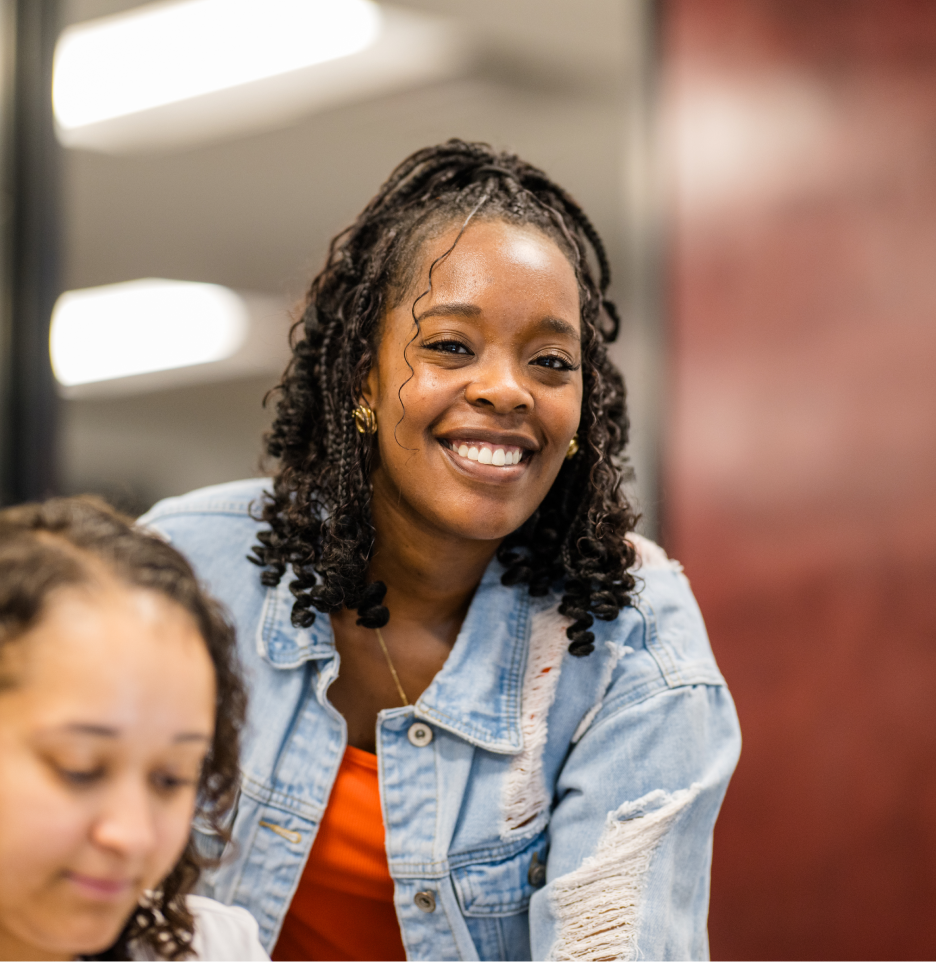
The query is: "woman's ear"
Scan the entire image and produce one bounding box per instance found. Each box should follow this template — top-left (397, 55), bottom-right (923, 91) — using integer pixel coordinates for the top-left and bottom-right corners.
top-left (361, 363), bottom-right (378, 410)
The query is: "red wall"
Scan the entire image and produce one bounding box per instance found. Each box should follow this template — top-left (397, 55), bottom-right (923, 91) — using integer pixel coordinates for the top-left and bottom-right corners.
top-left (661, 1), bottom-right (936, 958)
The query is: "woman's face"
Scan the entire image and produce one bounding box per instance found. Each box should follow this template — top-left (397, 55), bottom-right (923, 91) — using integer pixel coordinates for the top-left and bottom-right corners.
top-left (364, 219), bottom-right (583, 545)
top-left (0, 582), bottom-right (216, 961)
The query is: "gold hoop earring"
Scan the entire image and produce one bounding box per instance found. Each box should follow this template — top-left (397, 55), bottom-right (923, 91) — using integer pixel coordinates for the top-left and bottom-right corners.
top-left (352, 405), bottom-right (377, 435)
top-left (565, 434), bottom-right (579, 460)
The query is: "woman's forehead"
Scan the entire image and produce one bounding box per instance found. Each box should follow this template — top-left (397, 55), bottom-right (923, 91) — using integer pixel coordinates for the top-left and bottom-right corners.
top-left (427, 218), bottom-right (569, 263)
top-left (390, 216), bottom-right (576, 304)
top-left (412, 220), bottom-right (578, 302)
top-left (1, 589), bottom-right (215, 740)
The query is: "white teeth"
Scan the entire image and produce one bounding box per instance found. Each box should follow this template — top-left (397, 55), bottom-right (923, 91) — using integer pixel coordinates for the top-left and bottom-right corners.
top-left (450, 441), bottom-right (525, 466)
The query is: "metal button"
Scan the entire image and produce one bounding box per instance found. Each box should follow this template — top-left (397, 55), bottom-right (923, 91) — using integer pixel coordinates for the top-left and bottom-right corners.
top-left (528, 851), bottom-right (547, 888)
top-left (414, 890), bottom-right (436, 913)
top-left (407, 722), bottom-right (433, 747)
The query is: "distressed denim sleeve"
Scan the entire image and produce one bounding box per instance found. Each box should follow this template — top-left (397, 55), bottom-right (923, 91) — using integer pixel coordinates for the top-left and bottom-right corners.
top-left (529, 677), bottom-right (741, 961)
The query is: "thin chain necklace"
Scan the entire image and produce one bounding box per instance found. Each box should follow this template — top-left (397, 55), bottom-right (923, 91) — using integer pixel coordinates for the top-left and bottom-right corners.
top-left (374, 626), bottom-right (410, 707)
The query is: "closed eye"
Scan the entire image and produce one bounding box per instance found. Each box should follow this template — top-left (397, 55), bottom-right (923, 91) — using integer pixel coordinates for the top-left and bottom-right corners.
top-left (151, 770), bottom-right (201, 794)
top-left (58, 766), bottom-right (105, 786)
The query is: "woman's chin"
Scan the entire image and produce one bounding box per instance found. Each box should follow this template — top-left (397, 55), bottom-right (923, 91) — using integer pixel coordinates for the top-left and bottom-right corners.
top-left (9, 919), bottom-right (127, 962)
top-left (431, 508), bottom-right (532, 545)
top-left (51, 902), bottom-right (137, 958)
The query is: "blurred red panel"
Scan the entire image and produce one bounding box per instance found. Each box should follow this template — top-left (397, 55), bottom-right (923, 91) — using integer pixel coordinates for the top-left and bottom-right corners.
top-left (661, 1), bottom-right (936, 958)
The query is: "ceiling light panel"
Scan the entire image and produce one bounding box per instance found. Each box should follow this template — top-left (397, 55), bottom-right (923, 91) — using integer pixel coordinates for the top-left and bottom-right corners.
top-left (54, 0), bottom-right (382, 129)
top-left (53, 1), bottom-right (469, 154)
top-left (50, 279), bottom-right (249, 387)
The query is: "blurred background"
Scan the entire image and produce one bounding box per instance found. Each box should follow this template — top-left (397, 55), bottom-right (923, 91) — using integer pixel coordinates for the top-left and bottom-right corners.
top-left (0, 0), bottom-right (934, 958)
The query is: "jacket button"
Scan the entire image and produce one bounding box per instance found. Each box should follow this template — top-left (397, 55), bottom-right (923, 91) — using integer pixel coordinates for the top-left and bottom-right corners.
top-left (414, 890), bottom-right (436, 913)
top-left (407, 722), bottom-right (433, 747)
top-left (528, 851), bottom-right (547, 888)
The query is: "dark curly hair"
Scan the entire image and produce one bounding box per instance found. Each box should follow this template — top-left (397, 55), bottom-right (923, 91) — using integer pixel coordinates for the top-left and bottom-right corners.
top-left (0, 496), bottom-right (247, 961)
top-left (251, 139), bottom-right (638, 656)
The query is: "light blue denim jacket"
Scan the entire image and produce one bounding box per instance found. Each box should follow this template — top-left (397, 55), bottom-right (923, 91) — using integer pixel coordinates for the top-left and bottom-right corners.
top-left (142, 479), bottom-right (740, 961)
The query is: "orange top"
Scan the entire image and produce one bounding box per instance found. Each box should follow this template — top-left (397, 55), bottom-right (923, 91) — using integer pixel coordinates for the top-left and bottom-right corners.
top-left (271, 745), bottom-right (406, 962)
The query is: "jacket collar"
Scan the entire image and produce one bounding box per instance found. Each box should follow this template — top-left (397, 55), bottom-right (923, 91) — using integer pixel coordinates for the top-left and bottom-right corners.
top-left (258, 557), bottom-right (536, 754)
top-left (257, 576), bottom-right (337, 667)
top-left (415, 559), bottom-right (532, 754)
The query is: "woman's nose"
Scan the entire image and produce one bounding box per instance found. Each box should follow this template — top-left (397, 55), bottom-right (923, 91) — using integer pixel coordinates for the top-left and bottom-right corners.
top-left (465, 356), bottom-right (533, 414)
top-left (91, 776), bottom-right (158, 859)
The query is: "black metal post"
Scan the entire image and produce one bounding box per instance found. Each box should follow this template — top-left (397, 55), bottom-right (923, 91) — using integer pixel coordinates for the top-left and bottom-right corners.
top-left (0, 0), bottom-right (61, 506)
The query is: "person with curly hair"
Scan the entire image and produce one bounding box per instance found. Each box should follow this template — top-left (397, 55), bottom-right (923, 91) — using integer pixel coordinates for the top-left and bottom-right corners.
top-left (0, 496), bottom-right (266, 961)
top-left (142, 140), bottom-right (740, 961)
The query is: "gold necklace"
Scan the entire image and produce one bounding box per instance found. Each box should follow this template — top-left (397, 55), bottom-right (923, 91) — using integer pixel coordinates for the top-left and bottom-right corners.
top-left (374, 626), bottom-right (410, 707)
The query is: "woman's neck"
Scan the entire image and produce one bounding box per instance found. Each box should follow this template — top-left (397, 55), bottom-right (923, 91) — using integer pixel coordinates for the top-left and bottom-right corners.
top-left (326, 483), bottom-right (503, 748)
top-left (368, 491), bottom-right (500, 629)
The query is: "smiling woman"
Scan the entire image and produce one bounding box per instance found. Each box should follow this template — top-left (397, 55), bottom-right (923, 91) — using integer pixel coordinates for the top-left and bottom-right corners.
top-left (0, 497), bottom-right (265, 961)
top-left (141, 140), bottom-right (741, 961)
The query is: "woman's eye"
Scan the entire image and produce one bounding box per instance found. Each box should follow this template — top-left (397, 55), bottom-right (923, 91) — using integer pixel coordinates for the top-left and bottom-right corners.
top-left (59, 767), bottom-right (104, 786)
top-left (151, 771), bottom-right (198, 794)
top-left (533, 354), bottom-right (575, 372)
top-left (425, 339), bottom-right (472, 356)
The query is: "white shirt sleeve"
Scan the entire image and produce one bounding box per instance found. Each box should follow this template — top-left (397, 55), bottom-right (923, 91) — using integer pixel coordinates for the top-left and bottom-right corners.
top-left (186, 894), bottom-right (269, 961)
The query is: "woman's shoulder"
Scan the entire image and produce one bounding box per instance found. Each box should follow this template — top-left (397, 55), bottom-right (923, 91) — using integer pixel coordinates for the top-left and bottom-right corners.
top-left (186, 895), bottom-right (269, 961)
top-left (141, 478), bottom-right (271, 528)
top-left (138, 480), bottom-right (271, 594)
top-left (620, 532), bottom-right (724, 688)
top-left (589, 531), bottom-right (725, 693)
top-left (551, 531), bottom-right (733, 754)
top-left (130, 895), bottom-right (269, 960)
top-left (139, 478), bottom-right (268, 550)
top-left (626, 531), bottom-right (684, 575)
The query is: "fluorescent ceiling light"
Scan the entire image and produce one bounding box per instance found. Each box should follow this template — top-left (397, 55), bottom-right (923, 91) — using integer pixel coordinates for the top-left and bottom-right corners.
top-left (51, 279), bottom-right (249, 387)
top-left (53, 2), bottom-right (468, 154)
top-left (54, 0), bottom-right (382, 129)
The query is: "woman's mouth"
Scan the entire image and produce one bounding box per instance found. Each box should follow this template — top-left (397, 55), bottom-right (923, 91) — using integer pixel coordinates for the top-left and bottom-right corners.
top-left (441, 439), bottom-right (527, 467)
top-left (65, 871), bottom-right (135, 901)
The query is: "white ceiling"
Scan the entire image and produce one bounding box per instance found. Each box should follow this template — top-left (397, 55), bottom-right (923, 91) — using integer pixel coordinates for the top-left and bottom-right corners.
top-left (62, 0), bottom-right (634, 298)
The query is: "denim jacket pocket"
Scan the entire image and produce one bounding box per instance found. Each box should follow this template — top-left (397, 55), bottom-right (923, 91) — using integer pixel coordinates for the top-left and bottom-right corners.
top-left (452, 833), bottom-right (549, 917)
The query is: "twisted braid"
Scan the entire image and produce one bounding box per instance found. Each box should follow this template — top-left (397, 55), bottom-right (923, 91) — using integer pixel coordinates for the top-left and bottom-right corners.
top-left (251, 140), bottom-right (638, 655)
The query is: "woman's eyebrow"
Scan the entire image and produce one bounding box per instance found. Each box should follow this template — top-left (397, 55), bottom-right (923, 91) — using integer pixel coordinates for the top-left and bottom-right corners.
top-left (535, 316), bottom-right (580, 339)
top-left (48, 723), bottom-right (210, 743)
top-left (415, 302), bottom-right (481, 322)
top-left (414, 304), bottom-right (580, 340)
top-left (61, 723), bottom-right (118, 737)
top-left (173, 732), bottom-right (212, 744)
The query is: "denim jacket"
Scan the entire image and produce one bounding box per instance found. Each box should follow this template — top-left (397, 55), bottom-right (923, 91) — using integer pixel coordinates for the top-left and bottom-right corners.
top-left (142, 479), bottom-right (740, 961)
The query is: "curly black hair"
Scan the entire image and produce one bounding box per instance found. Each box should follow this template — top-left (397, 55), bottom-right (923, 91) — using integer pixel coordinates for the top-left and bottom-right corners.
top-left (251, 139), bottom-right (638, 656)
top-left (0, 495), bottom-right (246, 961)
